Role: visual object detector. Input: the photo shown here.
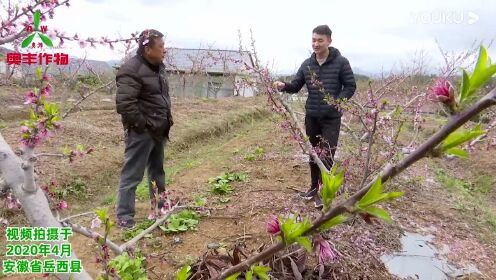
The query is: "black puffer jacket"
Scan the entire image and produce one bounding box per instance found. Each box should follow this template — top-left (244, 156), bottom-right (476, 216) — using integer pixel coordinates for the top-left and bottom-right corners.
top-left (283, 47), bottom-right (356, 118)
top-left (116, 54), bottom-right (173, 141)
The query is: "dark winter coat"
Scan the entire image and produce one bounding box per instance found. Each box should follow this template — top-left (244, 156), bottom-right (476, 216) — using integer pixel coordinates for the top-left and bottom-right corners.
top-left (283, 47), bottom-right (356, 118)
top-left (116, 54), bottom-right (173, 141)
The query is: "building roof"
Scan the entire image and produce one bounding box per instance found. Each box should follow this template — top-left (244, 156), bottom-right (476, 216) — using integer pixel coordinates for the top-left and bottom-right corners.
top-left (164, 48), bottom-right (255, 74)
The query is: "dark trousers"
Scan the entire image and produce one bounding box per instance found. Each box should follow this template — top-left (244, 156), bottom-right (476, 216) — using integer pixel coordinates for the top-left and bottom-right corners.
top-left (117, 129), bottom-right (166, 223)
top-left (305, 116), bottom-right (341, 189)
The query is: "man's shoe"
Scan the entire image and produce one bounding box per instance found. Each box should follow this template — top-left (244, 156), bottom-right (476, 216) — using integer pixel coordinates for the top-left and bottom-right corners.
top-left (313, 195), bottom-right (323, 209)
top-left (117, 219), bottom-right (136, 230)
top-left (157, 200), bottom-right (165, 209)
top-left (298, 187), bottom-right (317, 201)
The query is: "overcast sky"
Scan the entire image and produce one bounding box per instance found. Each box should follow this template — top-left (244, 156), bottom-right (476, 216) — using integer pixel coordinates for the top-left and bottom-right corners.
top-left (14, 0), bottom-right (496, 75)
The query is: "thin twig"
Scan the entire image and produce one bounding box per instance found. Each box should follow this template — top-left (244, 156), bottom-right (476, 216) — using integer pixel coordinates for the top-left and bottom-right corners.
top-left (59, 211), bottom-right (95, 223)
top-left (278, 97), bottom-right (329, 174)
top-left (63, 221), bottom-right (123, 255)
top-left (34, 153), bottom-right (66, 158)
top-left (120, 205), bottom-right (190, 251)
top-left (470, 118), bottom-right (496, 146)
top-left (62, 81), bottom-right (113, 119)
top-left (360, 112), bottom-right (378, 189)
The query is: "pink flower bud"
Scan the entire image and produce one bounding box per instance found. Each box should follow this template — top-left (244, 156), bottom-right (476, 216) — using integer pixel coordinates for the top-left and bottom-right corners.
top-left (266, 215), bottom-right (281, 235)
top-left (40, 84), bottom-right (52, 97)
top-left (90, 217), bottom-right (102, 229)
top-left (23, 91), bottom-right (37, 105)
top-left (57, 200), bottom-right (68, 210)
top-left (37, 121), bottom-right (47, 130)
top-left (315, 236), bottom-right (338, 264)
top-left (431, 79), bottom-right (455, 105)
top-left (147, 212), bottom-right (156, 220)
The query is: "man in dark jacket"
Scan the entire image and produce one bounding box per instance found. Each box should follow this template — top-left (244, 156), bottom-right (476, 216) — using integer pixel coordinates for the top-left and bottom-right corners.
top-left (274, 25), bottom-right (356, 209)
top-left (115, 29), bottom-right (173, 228)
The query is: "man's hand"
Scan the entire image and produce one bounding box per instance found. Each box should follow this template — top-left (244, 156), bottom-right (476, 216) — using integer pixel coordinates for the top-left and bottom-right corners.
top-left (273, 81), bottom-right (285, 91)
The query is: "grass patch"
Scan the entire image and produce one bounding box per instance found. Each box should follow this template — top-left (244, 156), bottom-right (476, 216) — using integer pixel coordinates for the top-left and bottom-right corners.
top-left (136, 180), bottom-right (149, 201)
top-left (53, 177), bottom-right (92, 200)
top-left (121, 219), bottom-right (155, 241)
top-left (434, 166), bottom-right (496, 232)
top-left (473, 174), bottom-right (495, 194)
top-left (159, 210), bottom-right (200, 234)
top-left (244, 146), bottom-right (265, 161)
top-left (103, 194), bottom-right (117, 205)
top-left (208, 172), bottom-right (248, 195)
top-left (435, 169), bottom-right (472, 194)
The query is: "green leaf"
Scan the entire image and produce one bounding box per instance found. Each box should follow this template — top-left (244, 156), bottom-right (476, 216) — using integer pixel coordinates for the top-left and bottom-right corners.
top-left (76, 144), bottom-right (84, 152)
top-left (320, 165), bottom-right (344, 211)
top-left (29, 108), bottom-right (37, 121)
top-left (21, 33), bottom-right (36, 48)
top-left (62, 145), bottom-right (71, 156)
top-left (252, 265), bottom-right (271, 280)
top-left (38, 33), bottom-right (53, 47)
top-left (285, 217), bottom-right (312, 243)
top-left (175, 265), bottom-right (191, 280)
top-left (473, 46), bottom-right (489, 78)
top-left (458, 69), bottom-right (471, 103)
top-left (245, 271), bottom-right (253, 280)
top-left (364, 206), bottom-right (392, 223)
top-left (295, 236), bottom-right (312, 252)
top-left (219, 197), bottom-right (230, 203)
top-left (194, 196), bottom-right (207, 207)
top-left (34, 10), bottom-right (40, 31)
top-left (252, 265), bottom-right (271, 274)
top-left (225, 272), bottom-right (241, 280)
top-left (95, 209), bottom-right (108, 221)
top-left (280, 216), bottom-right (312, 245)
top-left (445, 147), bottom-right (468, 158)
top-left (35, 67), bottom-right (42, 80)
top-left (358, 177), bottom-right (383, 207)
top-left (318, 214), bottom-right (347, 231)
top-left (442, 124), bottom-right (486, 151)
top-left (43, 102), bottom-right (51, 115)
top-left (469, 46), bottom-right (496, 92)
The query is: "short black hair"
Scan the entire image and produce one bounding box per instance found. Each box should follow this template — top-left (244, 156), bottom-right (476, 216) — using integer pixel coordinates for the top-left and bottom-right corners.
top-left (312, 25), bottom-right (332, 38)
top-left (136, 29), bottom-right (164, 55)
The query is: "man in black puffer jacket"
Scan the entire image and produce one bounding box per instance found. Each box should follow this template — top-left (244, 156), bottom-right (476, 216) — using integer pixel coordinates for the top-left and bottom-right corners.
top-left (115, 29), bottom-right (173, 229)
top-left (274, 25), bottom-right (356, 209)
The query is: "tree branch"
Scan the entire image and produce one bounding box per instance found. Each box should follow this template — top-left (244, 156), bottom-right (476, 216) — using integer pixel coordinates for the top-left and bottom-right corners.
top-left (34, 153), bottom-right (66, 158)
top-left (359, 112), bottom-right (378, 188)
top-left (62, 81), bottom-right (113, 119)
top-left (19, 147), bottom-right (36, 193)
top-left (278, 96), bottom-right (329, 173)
top-left (0, 132), bottom-right (92, 280)
top-left (0, 30), bottom-right (27, 45)
top-left (120, 205), bottom-right (190, 251)
top-left (59, 211), bottom-right (95, 223)
top-left (217, 86), bottom-right (496, 279)
top-left (63, 221), bottom-right (123, 255)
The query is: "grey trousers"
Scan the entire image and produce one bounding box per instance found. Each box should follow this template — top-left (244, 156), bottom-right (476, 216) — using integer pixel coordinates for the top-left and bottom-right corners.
top-left (116, 128), bottom-right (166, 223)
